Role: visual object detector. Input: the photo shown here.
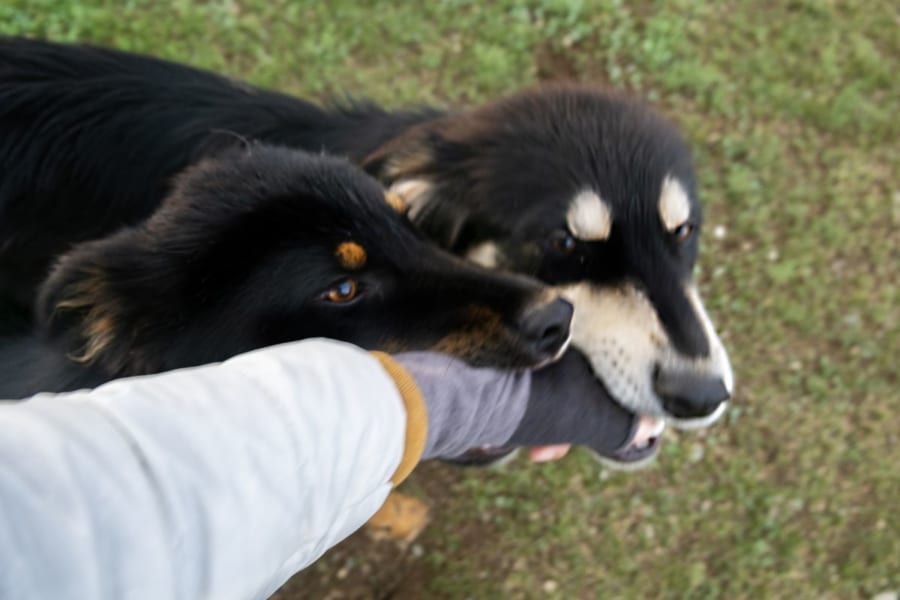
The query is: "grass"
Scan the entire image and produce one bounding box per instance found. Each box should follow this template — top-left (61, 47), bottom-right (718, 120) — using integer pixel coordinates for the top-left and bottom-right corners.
top-left (3, 0), bottom-right (897, 597)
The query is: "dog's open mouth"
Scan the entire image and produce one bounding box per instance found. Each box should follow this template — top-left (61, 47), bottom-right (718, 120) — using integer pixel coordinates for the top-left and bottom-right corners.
top-left (604, 414), bottom-right (666, 465)
top-left (450, 413), bottom-right (667, 468)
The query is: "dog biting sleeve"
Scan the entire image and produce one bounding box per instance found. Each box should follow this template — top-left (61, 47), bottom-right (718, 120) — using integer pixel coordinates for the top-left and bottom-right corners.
top-left (392, 352), bottom-right (531, 460)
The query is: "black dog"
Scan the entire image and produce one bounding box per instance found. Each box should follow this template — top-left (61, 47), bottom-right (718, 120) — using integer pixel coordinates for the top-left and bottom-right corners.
top-left (0, 145), bottom-right (572, 398)
top-left (0, 38), bottom-right (733, 464)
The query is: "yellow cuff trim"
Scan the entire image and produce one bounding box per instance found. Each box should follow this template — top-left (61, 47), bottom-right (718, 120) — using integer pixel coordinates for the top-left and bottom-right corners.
top-left (371, 352), bottom-right (428, 486)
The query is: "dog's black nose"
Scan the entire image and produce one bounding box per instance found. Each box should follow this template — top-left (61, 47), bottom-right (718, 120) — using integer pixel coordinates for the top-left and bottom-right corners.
top-left (654, 368), bottom-right (731, 419)
top-left (518, 298), bottom-right (573, 360)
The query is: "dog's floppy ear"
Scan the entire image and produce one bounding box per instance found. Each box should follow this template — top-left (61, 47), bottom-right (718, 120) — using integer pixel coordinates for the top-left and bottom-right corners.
top-left (403, 185), bottom-right (474, 251)
top-left (37, 230), bottom-right (170, 376)
top-left (363, 124), bottom-right (477, 251)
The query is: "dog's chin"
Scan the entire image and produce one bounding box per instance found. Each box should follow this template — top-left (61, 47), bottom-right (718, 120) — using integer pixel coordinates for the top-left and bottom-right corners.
top-left (593, 443), bottom-right (662, 471)
top-left (596, 397), bottom-right (729, 469)
top-left (593, 413), bottom-right (666, 471)
top-left (446, 400), bottom-right (726, 470)
top-left (450, 412), bottom-right (669, 470)
top-left (591, 398), bottom-right (729, 470)
top-left (666, 401), bottom-right (729, 431)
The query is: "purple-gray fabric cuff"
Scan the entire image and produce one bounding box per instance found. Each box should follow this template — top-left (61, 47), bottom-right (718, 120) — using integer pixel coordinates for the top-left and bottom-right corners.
top-left (393, 352), bottom-right (530, 460)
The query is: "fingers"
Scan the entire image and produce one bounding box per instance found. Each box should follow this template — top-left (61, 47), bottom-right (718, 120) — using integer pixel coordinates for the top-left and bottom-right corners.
top-left (528, 444), bottom-right (571, 462)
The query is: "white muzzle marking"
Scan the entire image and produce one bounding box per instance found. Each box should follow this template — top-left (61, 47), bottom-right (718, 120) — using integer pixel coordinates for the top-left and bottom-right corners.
top-left (558, 282), bottom-right (733, 428)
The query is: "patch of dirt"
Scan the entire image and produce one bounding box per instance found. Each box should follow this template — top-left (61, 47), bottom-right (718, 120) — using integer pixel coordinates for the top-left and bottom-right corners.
top-left (532, 38), bottom-right (621, 94)
top-left (534, 41), bottom-right (579, 82)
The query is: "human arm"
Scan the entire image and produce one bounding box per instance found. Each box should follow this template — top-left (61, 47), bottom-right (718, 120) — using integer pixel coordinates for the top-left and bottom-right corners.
top-left (0, 339), bottom-right (640, 599)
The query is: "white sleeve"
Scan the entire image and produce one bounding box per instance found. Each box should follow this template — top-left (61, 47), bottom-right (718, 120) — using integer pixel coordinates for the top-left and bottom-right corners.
top-left (0, 338), bottom-right (406, 600)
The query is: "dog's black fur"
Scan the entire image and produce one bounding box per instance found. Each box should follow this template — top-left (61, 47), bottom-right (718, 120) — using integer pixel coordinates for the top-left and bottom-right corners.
top-left (0, 38), bottom-right (732, 434)
top-left (0, 37), bottom-right (439, 315)
top-left (0, 144), bottom-right (571, 398)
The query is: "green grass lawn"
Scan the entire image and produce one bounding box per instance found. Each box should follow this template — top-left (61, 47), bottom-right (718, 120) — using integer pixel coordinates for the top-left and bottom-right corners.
top-left (3, 1), bottom-right (897, 597)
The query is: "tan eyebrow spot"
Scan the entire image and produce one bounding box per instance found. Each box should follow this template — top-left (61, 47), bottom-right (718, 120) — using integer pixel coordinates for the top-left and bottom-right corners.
top-left (659, 176), bottom-right (691, 231)
top-left (566, 190), bottom-right (612, 241)
top-left (335, 241), bottom-right (367, 270)
top-left (384, 191), bottom-right (407, 213)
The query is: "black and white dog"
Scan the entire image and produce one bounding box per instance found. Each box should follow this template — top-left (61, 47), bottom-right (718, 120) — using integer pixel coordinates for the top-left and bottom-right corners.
top-left (0, 37), bottom-right (733, 464)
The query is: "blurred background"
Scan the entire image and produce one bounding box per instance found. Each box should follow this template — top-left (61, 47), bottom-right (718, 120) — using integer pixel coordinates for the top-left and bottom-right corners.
top-left (3, 1), bottom-right (896, 597)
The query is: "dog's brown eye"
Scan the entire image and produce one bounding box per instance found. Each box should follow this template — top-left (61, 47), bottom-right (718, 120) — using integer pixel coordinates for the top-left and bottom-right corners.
top-left (673, 223), bottom-right (694, 242)
top-left (322, 279), bottom-right (359, 304)
top-left (549, 230), bottom-right (576, 254)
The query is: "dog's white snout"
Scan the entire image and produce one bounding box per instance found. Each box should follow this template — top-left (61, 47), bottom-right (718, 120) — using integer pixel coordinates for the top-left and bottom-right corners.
top-left (685, 284), bottom-right (734, 390)
top-left (663, 285), bottom-right (734, 429)
top-left (561, 281), bottom-right (734, 430)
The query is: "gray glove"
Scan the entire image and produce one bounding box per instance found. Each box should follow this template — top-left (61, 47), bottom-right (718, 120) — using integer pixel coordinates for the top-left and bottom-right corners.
top-left (394, 349), bottom-right (639, 461)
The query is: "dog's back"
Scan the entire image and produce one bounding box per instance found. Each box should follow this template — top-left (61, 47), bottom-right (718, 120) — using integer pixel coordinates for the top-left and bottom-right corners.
top-left (0, 37), bottom-right (439, 312)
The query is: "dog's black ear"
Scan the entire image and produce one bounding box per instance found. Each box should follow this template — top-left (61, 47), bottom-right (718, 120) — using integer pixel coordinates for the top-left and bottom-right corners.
top-left (37, 230), bottom-right (171, 376)
top-left (363, 123), bottom-right (477, 251)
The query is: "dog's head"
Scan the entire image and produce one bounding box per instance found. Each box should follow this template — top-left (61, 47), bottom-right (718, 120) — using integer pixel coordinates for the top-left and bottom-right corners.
top-left (366, 85), bottom-right (734, 461)
top-left (37, 145), bottom-right (572, 377)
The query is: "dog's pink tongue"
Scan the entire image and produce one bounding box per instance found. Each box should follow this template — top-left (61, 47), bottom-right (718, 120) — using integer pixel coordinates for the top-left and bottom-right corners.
top-left (529, 445), bottom-right (571, 462)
